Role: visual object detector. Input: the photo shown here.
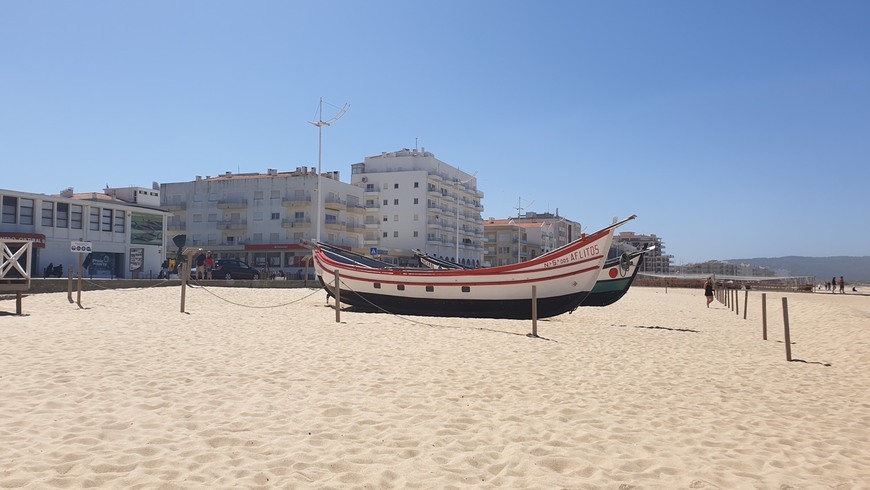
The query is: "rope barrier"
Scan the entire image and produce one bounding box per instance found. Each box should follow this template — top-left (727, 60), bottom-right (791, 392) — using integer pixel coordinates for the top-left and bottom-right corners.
top-left (190, 281), bottom-right (322, 309)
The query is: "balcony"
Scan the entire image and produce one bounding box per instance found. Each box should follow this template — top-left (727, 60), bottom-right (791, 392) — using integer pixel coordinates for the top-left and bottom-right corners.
top-left (346, 204), bottom-right (366, 215)
top-left (216, 199), bottom-right (248, 209)
top-left (324, 198), bottom-right (346, 211)
top-left (164, 202), bottom-right (187, 211)
top-left (216, 219), bottom-right (247, 230)
top-left (282, 218), bottom-right (311, 229)
top-left (282, 197), bottom-right (312, 208)
top-left (324, 220), bottom-right (347, 231)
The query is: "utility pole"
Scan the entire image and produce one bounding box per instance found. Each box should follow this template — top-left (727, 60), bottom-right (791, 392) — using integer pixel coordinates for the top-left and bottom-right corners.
top-left (308, 98), bottom-right (349, 243)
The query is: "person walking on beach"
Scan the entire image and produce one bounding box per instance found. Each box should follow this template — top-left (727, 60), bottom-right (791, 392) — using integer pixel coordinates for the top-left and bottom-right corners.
top-left (195, 251), bottom-right (206, 280)
top-left (204, 252), bottom-right (215, 280)
top-left (832, 276), bottom-right (837, 293)
top-left (704, 276), bottom-right (714, 308)
top-left (839, 276), bottom-right (845, 293)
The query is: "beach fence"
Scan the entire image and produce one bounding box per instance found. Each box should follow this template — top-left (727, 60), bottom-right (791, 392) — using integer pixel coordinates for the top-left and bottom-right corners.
top-left (0, 240), bottom-right (33, 315)
top-left (714, 281), bottom-right (800, 362)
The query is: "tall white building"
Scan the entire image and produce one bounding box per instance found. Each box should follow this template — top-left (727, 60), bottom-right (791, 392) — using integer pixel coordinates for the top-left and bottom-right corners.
top-left (350, 148), bottom-right (485, 266)
top-left (160, 167), bottom-right (365, 273)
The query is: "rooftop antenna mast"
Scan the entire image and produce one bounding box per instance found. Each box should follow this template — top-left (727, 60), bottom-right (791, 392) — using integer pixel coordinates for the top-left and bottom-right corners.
top-left (513, 196), bottom-right (534, 263)
top-left (308, 97), bottom-right (350, 243)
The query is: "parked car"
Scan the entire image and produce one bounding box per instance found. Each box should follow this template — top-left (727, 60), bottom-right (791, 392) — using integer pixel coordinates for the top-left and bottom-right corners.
top-left (214, 259), bottom-right (261, 280)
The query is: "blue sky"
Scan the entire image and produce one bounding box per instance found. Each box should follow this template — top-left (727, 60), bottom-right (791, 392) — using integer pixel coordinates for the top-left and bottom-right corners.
top-left (2, 1), bottom-right (868, 263)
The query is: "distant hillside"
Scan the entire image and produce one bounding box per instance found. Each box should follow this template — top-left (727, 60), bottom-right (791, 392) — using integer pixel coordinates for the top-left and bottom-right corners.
top-left (724, 256), bottom-right (870, 283)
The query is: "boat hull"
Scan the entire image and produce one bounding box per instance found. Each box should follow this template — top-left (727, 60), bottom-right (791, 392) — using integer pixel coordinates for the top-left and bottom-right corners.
top-left (582, 251), bottom-right (646, 307)
top-left (319, 278), bottom-right (591, 319)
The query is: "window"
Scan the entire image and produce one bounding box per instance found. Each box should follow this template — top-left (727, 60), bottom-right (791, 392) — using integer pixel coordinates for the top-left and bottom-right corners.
top-left (383, 199), bottom-right (388, 206)
top-left (2, 196), bottom-right (16, 224)
top-left (20, 199), bottom-right (33, 225)
top-left (42, 202), bottom-right (54, 226)
top-left (208, 213), bottom-right (217, 222)
top-left (227, 236), bottom-right (234, 244)
top-left (393, 231), bottom-right (399, 237)
top-left (413, 214), bottom-right (419, 221)
top-left (71, 205), bottom-right (83, 229)
top-left (90, 208), bottom-right (100, 230)
top-left (413, 231), bottom-right (419, 237)
top-left (394, 183), bottom-right (399, 189)
top-left (382, 215), bottom-right (388, 222)
top-left (101, 209), bottom-right (112, 231)
top-left (414, 182), bottom-right (419, 188)
top-left (269, 233), bottom-right (279, 243)
top-left (393, 215), bottom-right (398, 221)
top-left (193, 214), bottom-right (202, 223)
top-left (56, 203), bottom-right (69, 228)
top-left (394, 199), bottom-right (399, 205)
top-left (382, 232), bottom-right (388, 238)
top-left (271, 190), bottom-right (280, 199)
top-left (254, 191), bottom-right (264, 200)
top-left (413, 198), bottom-right (419, 204)
top-left (253, 233), bottom-right (263, 242)
top-left (114, 211), bottom-right (125, 233)
top-left (294, 211), bottom-right (304, 219)
top-left (271, 212), bottom-right (280, 220)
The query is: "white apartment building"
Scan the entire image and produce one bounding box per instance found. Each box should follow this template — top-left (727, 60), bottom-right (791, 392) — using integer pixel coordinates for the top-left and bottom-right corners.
top-left (160, 168), bottom-right (365, 273)
top-left (0, 186), bottom-right (171, 279)
top-left (350, 148), bottom-right (485, 267)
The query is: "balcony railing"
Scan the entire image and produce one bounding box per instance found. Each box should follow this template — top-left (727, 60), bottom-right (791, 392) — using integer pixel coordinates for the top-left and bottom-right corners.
top-left (216, 219), bottom-right (247, 230)
top-left (282, 218), bottom-right (311, 228)
top-left (282, 197), bottom-right (312, 207)
top-left (216, 199), bottom-right (248, 209)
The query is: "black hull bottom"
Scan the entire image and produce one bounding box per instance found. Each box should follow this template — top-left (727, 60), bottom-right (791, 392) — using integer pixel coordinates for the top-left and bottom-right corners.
top-left (581, 289), bottom-right (632, 307)
top-left (320, 280), bottom-right (590, 320)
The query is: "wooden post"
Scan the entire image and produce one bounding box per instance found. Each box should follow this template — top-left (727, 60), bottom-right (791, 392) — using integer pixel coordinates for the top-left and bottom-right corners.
top-left (67, 267), bottom-right (74, 303)
top-left (334, 270), bottom-right (341, 323)
top-left (16, 291), bottom-right (23, 315)
top-left (180, 263), bottom-right (188, 313)
top-left (735, 287), bottom-right (739, 316)
top-left (743, 289), bottom-right (749, 320)
top-left (782, 297), bottom-right (792, 361)
top-left (762, 293), bottom-right (768, 340)
top-left (76, 251), bottom-right (83, 309)
top-left (531, 285), bottom-right (538, 337)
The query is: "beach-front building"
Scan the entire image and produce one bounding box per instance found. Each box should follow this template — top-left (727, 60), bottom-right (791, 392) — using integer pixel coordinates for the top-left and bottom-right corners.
top-left (0, 186), bottom-right (171, 279)
top-left (160, 168), bottom-right (364, 276)
top-left (349, 148), bottom-right (485, 267)
top-left (483, 212), bottom-right (582, 266)
top-left (613, 231), bottom-right (672, 273)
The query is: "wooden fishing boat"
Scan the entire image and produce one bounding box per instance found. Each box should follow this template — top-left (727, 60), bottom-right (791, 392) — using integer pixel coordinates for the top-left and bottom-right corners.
top-left (413, 243), bottom-right (653, 308)
top-left (582, 245), bottom-right (653, 307)
top-left (309, 215), bottom-right (636, 319)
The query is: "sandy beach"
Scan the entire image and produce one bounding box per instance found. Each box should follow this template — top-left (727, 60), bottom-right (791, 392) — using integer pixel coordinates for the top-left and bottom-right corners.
top-left (1, 284), bottom-right (868, 489)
